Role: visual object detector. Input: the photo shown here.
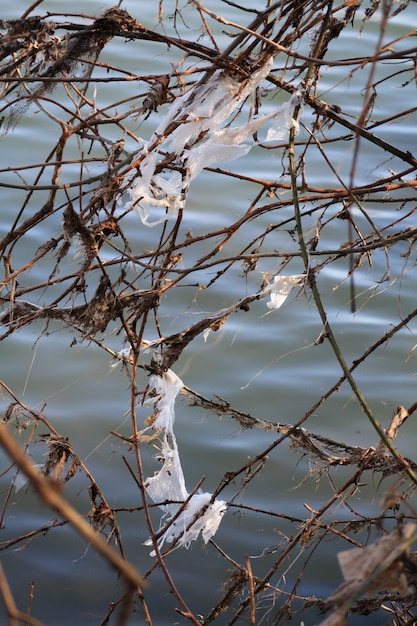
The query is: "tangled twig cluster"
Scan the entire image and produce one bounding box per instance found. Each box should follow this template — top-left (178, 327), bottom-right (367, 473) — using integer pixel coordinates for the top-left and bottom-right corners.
top-left (1, 1), bottom-right (417, 625)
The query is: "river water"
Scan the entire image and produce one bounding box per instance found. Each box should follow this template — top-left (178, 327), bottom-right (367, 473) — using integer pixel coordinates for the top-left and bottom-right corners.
top-left (1, 1), bottom-right (417, 625)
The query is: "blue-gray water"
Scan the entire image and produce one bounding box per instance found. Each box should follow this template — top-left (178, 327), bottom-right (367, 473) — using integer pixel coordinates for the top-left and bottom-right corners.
top-left (1, 2), bottom-right (417, 625)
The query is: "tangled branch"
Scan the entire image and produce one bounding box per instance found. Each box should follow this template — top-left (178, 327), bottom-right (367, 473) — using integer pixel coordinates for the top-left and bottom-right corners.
top-left (1, 1), bottom-right (417, 624)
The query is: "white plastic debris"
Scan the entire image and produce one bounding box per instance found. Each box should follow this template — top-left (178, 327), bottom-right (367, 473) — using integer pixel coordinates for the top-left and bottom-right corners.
top-left (123, 56), bottom-right (302, 227)
top-left (13, 471), bottom-right (30, 493)
top-left (144, 369), bottom-right (183, 433)
top-left (265, 92), bottom-right (302, 142)
top-left (266, 274), bottom-right (305, 310)
top-left (13, 464), bottom-right (43, 492)
top-left (185, 141), bottom-right (252, 180)
top-left (109, 347), bottom-right (132, 368)
top-left (141, 370), bottom-right (227, 555)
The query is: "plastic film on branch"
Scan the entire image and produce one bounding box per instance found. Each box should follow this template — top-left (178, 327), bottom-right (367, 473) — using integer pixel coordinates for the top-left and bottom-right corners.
top-left (123, 58), bottom-right (301, 226)
top-left (141, 370), bottom-right (227, 555)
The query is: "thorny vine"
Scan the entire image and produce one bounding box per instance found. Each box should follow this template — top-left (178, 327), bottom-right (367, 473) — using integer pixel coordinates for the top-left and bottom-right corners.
top-left (0, 0), bottom-right (417, 624)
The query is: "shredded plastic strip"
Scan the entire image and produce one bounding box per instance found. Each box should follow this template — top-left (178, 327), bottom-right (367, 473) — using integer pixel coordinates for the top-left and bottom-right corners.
top-left (141, 370), bottom-right (227, 555)
top-left (123, 57), bottom-right (301, 226)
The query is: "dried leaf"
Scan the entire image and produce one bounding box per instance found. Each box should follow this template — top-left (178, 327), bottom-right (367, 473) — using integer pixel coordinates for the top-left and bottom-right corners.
top-left (386, 405), bottom-right (409, 440)
top-left (337, 523), bottom-right (416, 595)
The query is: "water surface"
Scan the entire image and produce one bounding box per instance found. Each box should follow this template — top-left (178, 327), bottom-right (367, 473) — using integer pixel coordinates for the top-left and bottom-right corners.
top-left (1, 2), bottom-right (417, 625)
